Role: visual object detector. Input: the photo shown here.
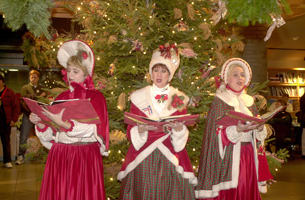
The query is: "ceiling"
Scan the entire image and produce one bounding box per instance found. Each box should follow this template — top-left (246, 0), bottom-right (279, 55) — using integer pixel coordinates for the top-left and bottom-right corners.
top-left (266, 0), bottom-right (305, 69)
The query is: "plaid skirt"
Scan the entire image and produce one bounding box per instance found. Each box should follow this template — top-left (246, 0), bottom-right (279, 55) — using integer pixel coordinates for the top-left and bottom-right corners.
top-left (119, 148), bottom-right (195, 200)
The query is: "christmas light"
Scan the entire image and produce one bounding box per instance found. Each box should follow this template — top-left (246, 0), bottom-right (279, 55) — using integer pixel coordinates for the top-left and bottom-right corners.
top-left (77, 7), bottom-right (81, 11)
top-left (228, 38), bottom-right (231, 41)
top-left (193, 166), bottom-right (196, 169)
top-left (204, 18), bottom-right (207, 22)
top-left (132, 66), bottom-right (135, 69)
top-left (172, 30), bottom-right (176, 34)
top-left (118, 150), bottom-right (121, 154)
top-left (140, 33), bottom-right (143, 36)
top-left (53, 49), bottom-right (56, 52)
top-left (110, 177), bottom-right (114, 181)
top-left (193, 148), bottom-right (196, 151)
top-left (194, 37), bottom-right (197, 40)
top-left (149, 15), bottom-right (152, 18)
top-left (94, 31), bottom-right (97, 34)
top-left (83, 16), bottom-right (85, 19)
top-left (122, 158), bottom-right (125, 162)
top-left (97, 57), bottom-right (100, 61)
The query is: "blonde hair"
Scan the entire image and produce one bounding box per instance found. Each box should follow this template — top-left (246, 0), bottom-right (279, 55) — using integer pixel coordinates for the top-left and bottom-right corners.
top-left (67, 56), bottom-right (88, 76)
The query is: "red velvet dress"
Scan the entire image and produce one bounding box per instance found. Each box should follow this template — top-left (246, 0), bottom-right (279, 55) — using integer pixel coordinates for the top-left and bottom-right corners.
top-left (36, 84), bottom-right (109, 200)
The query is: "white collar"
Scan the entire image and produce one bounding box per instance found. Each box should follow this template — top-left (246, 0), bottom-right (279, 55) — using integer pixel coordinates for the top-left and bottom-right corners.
top-left (152, 84), bottom-right (169, 93)
top-left (216, 87), bottom-right (254, 108)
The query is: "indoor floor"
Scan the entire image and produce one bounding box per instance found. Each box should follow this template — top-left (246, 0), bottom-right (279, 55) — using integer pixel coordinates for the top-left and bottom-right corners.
top-left (0, 157), bottom-right (305, 200)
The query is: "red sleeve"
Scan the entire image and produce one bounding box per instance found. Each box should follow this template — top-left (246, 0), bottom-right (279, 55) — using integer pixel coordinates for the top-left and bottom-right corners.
top-left (90, 91), bottom-right (109, 150)
top-left (11, 89), bottom-right (20, 122)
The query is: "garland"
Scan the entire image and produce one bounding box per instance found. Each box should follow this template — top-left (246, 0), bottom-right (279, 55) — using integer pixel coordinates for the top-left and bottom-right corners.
top-left (0, 0), bottom-right (53, 39)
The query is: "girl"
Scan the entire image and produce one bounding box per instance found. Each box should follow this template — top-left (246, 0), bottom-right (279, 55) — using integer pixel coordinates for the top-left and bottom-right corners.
top-left (30, 40), bottom-right (109, 200)
top-left (195, 58), bottom-right (267, 200)
top-left (118, 45), bottom-right (197, 199)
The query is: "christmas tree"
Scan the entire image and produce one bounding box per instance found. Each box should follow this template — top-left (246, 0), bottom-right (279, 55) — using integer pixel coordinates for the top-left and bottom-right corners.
top-left (1, 0), bottom-right (290, 199)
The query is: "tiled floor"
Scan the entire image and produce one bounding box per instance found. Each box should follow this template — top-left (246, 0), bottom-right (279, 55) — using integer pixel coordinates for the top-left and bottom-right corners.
top-left (0, 157), bottom-right (304, 200)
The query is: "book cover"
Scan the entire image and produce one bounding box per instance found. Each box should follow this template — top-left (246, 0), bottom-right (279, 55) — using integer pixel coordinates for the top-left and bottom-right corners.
top-left (217, 106), bottom-right (284, 127)
top-left (124, 112), bottom-right (199, 132)
top-left (23, 97), bottom-right (101, 129)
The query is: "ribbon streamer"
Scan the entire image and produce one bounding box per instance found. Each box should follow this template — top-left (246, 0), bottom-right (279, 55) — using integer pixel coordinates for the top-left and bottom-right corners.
top-left (264, 15), bottom-right (285, 42)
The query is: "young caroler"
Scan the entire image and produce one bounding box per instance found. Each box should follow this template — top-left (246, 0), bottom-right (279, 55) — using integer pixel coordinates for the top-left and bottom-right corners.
top-left (118, 45), bottom-right (197, 199)
top-left (195, 58), bottom-right (268, 200)
top-left (29, 40), bottom-right (109, 200)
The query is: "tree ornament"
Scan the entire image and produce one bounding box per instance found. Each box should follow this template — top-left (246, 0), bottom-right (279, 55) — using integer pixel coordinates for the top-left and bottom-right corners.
top-left (187, 3), bottom-right (195, 20)
top-left (145, 72), bottom-right (152, 83)
top-left (108, 35), bottom-right (118, 44)
top-left (174, 21), bottom-right (189, 32)
top-left (199, 23), bottom-right (211, 40)
top-left (264, 15), bottom-right (285, 42)
top-left (108, 63), bottom-right (115, 75)
top-left (180, 48), bottom-right (197, 58)
top-left (211, 0), bottom-right (227, 25)
top-left (109, 130), bottom-right (126, 144)
top-left (117, 92), bottom-right (126, 111)
top-left (173, 8), bottom-right (183, 19)
top-left (131, 39), bottom-right (144, 52)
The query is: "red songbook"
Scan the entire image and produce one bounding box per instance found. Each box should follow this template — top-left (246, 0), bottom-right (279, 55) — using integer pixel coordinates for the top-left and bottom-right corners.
top-left (124, 112), bottom-right (199, 132)
top-left (217, 106), bottom-right (285, 127)
top-left (23, 97), bottom-right (101, 129)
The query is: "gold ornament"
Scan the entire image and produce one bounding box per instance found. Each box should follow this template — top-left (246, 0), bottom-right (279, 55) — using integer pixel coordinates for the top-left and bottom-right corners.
top-left (109, 130), bottom-right (126, 144)
top-left (108, 35), bottom-right (118, 44)
top-left (145, 72), bottom-right (152, 83)
top-left (117, 92), bottom-right (126, 111)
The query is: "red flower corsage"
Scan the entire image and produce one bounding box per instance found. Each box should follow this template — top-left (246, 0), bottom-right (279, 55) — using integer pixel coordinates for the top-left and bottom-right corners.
top-left (155, 94), bottom-right (168, 103)
top-left (170, 94), bottom-right (185, 109)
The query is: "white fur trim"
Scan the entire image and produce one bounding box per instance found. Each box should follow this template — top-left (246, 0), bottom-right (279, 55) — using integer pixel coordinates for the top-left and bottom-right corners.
top-left (221, 58), bottom-right (252, 86)
top-left (258, 181), bottom-right (268, 193)
top-left (216, 89), bottom-right (254, 109)
top-left (226, 126), bottom-right (243, 143)
top-left (196, 142), bottom-right (241, 198)
top-left (35, 126), bottom-right (54, 150)
top-left (57, 40), bottom-right (95, 76)
top-left (117, 134), bottom-right (170, 181)
top-left (171, 125), bottom-right (189, 152)
top-left (217, 127), bottom-right (227, 159)
top-left (130, 86), bottom-right (188, 119)
top-left (158, 143), bottom-right (198, 185)
top-left (255, 125), bottom-right (267, 141)
top-left (130, 126), bottom-right (148, 151)
top-left (149, 48), bottom-right (180, 81)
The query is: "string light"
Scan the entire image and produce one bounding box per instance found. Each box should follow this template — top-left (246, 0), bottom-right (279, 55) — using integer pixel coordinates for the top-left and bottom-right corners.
top-left (122, 158), bottom-right (125, 162)
top-left (118, 150), bottom-right (121, 154)
top-left (193, 148), bottom-right (196, 151)
top-left (93, 31), bottom-right (97, 34)
top-left (110, 177), bottom-right (114, 181)
top-left (77, 7), bottom-right (81, 11)
top-left (132, 66), bottom-right (135, 69)
top-left (194, 37), bottom-right (197, 40)
top-left (172, 30), bottom-right (176, 34)
top-left (140, 32), bottom-right (143, 36)
top-left (97, 57), bottom-right (100, 61)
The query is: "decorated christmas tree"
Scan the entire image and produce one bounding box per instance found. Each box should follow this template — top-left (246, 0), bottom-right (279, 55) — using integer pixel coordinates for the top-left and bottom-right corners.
top-left (1, 0), bottom-right (290, 199)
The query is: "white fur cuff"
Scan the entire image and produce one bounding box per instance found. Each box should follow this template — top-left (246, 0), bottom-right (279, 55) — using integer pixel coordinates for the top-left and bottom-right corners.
top-left (171, 125), bottom-right (189, 152)
top-left (130, 126), bottom-right (148, 151)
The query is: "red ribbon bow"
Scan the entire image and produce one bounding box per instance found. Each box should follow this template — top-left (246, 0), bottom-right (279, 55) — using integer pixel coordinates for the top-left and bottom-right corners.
top-left (82, 52), bottom-right (88, 60)
top-left (159, 44), bottom-right (178, 59)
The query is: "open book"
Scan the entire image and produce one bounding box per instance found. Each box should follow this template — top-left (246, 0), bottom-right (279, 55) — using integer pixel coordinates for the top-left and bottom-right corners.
top-left (217, 105), bottom-right (285, 127)
top-left (23, 97), bottom-right (101, 130)
top-left (124, 112), bottom-right (199, 132)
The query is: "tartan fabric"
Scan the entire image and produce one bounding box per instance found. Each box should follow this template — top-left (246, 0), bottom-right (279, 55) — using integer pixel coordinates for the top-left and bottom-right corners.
top-left (196, 97), bottom-right (258, 191)
top-left (120, 149), bottom-right (195, 200)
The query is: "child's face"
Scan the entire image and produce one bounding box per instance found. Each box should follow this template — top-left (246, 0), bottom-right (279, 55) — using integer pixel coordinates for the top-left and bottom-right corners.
top-left (29, 74), bottom-right (39, 86)
top-left (151, 65), bottom-right (170, 88)
top-left (67, 65), bottom-right (87, 84)
top-left (227, 66), bottom-right (246, 91)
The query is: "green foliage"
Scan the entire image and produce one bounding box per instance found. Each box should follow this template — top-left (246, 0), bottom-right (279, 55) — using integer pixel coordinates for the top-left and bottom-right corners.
top-left (225, 0), bottom-right (291, 26)
top-left (266, 148), bottom-right (289, 177)
top-left (0, 0), bottom-right (53, 38)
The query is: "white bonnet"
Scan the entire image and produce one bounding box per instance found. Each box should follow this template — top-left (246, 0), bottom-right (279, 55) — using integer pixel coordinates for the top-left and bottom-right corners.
top-left (57, 40), bottom-right (95, 76)
top-left (149, 45), bottom-right (180, 81)
top-left (220, 57), bottom-right (252, 86)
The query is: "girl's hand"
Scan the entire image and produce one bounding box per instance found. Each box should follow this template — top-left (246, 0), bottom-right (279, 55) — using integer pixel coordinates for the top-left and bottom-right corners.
top-left (29, 113), bottom-right (46, 129)
top-left (236, 121), bottom-right (263, 132)
top-left (41, 108), bottom-right (71, 130)
top-left (165, 121), bottom-right (184, 132)
top-left (138, 124), bottom-right (157, 134)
